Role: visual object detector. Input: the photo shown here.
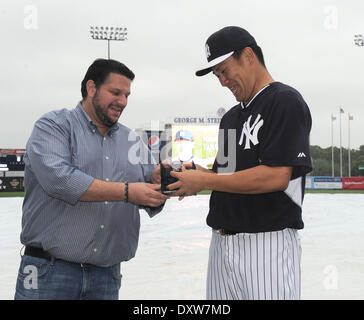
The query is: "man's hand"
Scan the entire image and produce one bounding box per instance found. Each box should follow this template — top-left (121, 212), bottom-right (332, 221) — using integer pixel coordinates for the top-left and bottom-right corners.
top-left (167, 167), bottom-right (207, 200)
top-left (182, 162), bottom-right (213, 173)
top-left (128, 182), bottom-right (169, 207)
top-left (150, 164), bottom-right (161, 184)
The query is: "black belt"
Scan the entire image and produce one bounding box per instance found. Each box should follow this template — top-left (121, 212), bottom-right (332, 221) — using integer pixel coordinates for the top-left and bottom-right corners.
top-left (24, 246), bottom-right (53, 260)
top-left (217, 229), bottom-right (237, 236)
top-left (24, 246), bottom-right (93, 267)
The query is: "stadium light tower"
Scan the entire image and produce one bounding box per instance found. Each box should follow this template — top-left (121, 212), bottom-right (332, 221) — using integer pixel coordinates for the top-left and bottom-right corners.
top-left (90, 26), bottom-right (128, 59)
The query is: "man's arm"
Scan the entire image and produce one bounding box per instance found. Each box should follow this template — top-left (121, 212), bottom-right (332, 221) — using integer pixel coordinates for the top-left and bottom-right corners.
top-left (80, 179), bottom-right (168, 207)
top-left (27, 115), bottom-right (94, 205)
top-left (168, 165), bottom-right (292, 196)
top-left (206, 165), bottom-right (292, 193)
top-left (28, 115), bottom-right (168, 207)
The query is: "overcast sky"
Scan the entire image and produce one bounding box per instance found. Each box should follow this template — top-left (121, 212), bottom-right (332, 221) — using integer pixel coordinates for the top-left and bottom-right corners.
top-left (1, 0), bottom-right (363, 149)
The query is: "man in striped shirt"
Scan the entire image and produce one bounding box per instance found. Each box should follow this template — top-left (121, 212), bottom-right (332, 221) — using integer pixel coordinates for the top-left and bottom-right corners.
top-left (169, 26), bottom-right (312, 300)
top-left (15, 59), bottom-right (169, 300)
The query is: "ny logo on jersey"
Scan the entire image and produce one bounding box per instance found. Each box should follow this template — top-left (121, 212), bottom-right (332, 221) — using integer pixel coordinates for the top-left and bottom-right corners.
top-left (239, 114), bottom-right (264, 149)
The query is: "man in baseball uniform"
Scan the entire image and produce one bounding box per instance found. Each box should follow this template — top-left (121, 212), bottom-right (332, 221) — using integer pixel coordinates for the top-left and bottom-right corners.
top-left (172, 130), bottom-right (209, 168)
top-left (168, 26), bottom-right (312, 300)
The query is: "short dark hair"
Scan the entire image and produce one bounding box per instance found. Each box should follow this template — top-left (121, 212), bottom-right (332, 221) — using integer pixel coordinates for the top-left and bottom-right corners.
top-left (81, 59), bottom-right (135, 99)
top-left (232, 44), bottom-right (266, 68)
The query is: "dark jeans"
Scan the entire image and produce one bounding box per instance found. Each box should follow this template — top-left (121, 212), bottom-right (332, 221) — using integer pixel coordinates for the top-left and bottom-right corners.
top-left (14, 254), bottom-right (122, 300)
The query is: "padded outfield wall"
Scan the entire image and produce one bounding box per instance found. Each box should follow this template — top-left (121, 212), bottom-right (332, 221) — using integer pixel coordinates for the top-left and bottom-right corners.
top-left (305, 176), bottom-right (364, 190)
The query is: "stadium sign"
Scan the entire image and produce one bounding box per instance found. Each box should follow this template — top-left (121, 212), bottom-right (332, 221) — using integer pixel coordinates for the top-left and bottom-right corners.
top-left (173, 117), bottom-right (221, 124)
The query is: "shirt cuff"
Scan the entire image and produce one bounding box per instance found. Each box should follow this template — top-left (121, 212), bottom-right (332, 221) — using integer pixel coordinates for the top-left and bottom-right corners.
top-left (62, 171), bottom-right (94, 205)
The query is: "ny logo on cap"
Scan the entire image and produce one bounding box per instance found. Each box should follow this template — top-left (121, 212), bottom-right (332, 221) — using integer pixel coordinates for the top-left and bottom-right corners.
top-left (205, 43), bottom-right (211, 59)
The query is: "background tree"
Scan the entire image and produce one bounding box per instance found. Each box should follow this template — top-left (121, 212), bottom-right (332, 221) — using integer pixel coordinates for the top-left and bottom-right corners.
top-left (309, 145), bottom-right (364, 177)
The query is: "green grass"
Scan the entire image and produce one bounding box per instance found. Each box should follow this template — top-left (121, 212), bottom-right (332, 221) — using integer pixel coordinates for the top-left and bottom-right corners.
top-left (197, 190), bottom-right (212, 195)
top-left (199, 189), bottom-right (364, 195)
top-left (305, 189), bottom-right (364, 194)
top-left (0, 192), bottom-right (25, 197)
top-left (1, 189), bottom-right (363, 198)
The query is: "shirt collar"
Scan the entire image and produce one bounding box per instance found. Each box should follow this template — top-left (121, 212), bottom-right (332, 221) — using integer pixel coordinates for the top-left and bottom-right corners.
top-left (241, 84), bottom-right (270, 110)
top-left (75, 102), bottom-right (120, 135)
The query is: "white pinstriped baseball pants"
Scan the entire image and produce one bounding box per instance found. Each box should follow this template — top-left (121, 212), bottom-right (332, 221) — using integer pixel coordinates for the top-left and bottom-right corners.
top-left (206, 228), bottom-right (301, 300)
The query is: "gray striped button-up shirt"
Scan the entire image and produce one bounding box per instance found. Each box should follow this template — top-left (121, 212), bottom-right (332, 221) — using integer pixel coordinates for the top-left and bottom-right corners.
top-left (21, 103), bottom-right (163, 267)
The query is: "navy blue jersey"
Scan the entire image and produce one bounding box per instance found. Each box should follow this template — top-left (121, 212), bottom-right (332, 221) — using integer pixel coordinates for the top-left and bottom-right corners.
top-left (207, 82), bottom-right (312, 233)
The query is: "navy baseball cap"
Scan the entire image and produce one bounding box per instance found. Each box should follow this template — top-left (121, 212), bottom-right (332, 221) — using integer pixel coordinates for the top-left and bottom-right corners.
top-left (175, 130), bottom-right (194, 141)
top-left (195, 26), bottom-right (257, 77)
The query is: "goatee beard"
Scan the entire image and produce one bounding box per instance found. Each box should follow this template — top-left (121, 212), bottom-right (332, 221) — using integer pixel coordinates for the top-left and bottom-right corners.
top-left (92, 94), bottom-right (116, 128)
